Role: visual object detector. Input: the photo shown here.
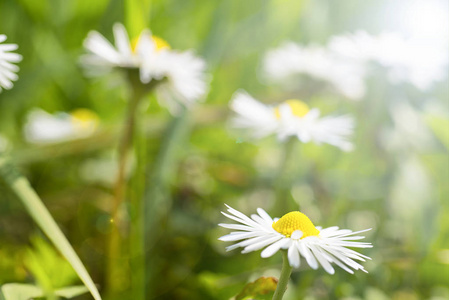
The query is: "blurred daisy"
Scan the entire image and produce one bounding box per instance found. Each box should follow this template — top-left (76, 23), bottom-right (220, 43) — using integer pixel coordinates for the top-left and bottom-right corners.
top-left (24, 109), bottom-right (98, 144)
top-left (263, 42), bottom-right (366, 100)
top-left (82, 23), bottom-right (208, 112)
top-left (219, 205), bottom-right (372, 274)
top-left (329, 31), bottom-right (448, 90)
top-left (0, 34), bottom-right (22, 92)
top-left (230, 91), bottom-right (354, 151)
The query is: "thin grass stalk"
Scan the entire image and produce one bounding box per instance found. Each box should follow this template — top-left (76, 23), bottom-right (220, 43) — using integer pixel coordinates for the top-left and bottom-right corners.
top-left (0, 156), bottom-right (102, 300)
top-left (143, 109), bottom-right (190, 297)
top-left (129, 104), bottom-right (147, 300)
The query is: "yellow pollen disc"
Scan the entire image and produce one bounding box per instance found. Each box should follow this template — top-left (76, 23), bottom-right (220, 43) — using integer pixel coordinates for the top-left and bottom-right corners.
top-left (131, 35), bottom-right (170, 52)
top-left (274, 99), bottom-right (310, 119)
top-left (152, 36), bottom-right (170, 51)
top-left (272, 211), bottom-right (320, 238)
top-left (70, 109), bottom-right (99, 130)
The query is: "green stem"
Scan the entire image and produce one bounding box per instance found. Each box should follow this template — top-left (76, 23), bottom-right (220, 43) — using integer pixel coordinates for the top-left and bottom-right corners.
top-left (106, 70), bottom-right (156, 297)
top-left (106, 75), bottom-right (143, 296)
top-left (0, 157), bottom-right (102, 300)
top-left (272, 251), bottom-right (293, 300)
top-left (143, 109), bottom-right (190, 297)
top-left (129, 101), bottom-right (148, 300)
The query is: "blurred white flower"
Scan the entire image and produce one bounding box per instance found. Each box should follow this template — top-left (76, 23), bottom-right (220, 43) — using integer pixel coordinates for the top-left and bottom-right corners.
top-left (219, 204), bottom-right (372, 274)
top-left (263, 42), bottom-right (366, 100)
top-left (230, 91), bottom-right (355, 151)
top-left (329, 31), bottom-right (448, 90)
top-left (265, 30), bottom-right (448, 96)
top-left (24, 109), bottom-right (98, 144)
top-left (0, 34), bottom-right (22, 92)
top-left (0, 134), bottom-right (10, 153)
top-left (81, 23), bottom-right (208, 112)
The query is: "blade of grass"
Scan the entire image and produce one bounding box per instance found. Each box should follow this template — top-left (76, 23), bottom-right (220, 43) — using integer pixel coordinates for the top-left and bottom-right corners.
top-left (143, 109), bottom-right (190, 297)
top-left (125, 0), bottom-right (151, 38)
top-left (0, 156), bottom-right (102, 300)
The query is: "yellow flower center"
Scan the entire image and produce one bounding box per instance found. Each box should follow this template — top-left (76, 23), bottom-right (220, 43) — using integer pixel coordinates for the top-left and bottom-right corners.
top-left (70, 109), bottom-right (99, 131)
top-left (272, 211), bottom-right (320, 238)
top-left (274, 99), bottom-right (309, 119)
top-left (152, 36), bottom-right (170, 51)
top-left (131, 35), bottom-right (170, 52)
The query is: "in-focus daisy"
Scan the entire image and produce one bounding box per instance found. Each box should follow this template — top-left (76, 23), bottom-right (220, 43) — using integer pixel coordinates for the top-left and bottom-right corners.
top-left (230, 91), bottom-right (354, 151)
top-left (81, 23), bottom-right (208, 113)
top-left (0, 34), bottom-right (22, 92)
top-left (24, 109), bottom-right (98, 144)
top-left (263, 42), bottom-right (366, 100)
top-left (219, 205), bottom-right (372, 274)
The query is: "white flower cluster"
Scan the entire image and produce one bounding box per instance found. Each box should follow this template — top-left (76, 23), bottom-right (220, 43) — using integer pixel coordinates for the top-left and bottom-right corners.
top-left (0, 34), bottom-right (22, 93)
top-left (263, 31), bottom-right (448, 99)
top-left (329, 31), bottom-right (448, 91)
top-left (82, 23), bottom-right (208, 113)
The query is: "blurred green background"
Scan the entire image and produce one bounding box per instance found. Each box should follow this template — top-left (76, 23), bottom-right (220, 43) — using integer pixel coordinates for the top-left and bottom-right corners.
top-left (0, 0), bottom-right (448, 299)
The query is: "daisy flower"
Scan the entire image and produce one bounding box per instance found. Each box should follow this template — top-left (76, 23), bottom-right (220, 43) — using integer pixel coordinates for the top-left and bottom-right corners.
top-left (230, 91), bottom-right (354, 151)
top-left (263, 42), bottom-right (366, 100)
top-left (0, 34), bottom-right (22, 92)
top-left (24, 109), bottom-right (98, 144)
top-left (81, 23), bottom-right (208, 112)
top-left (219, 205), bottom-right (372, 274)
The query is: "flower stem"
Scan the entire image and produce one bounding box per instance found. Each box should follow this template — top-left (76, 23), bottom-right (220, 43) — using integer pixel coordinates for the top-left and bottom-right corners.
top-left (272, 251), bottom-right (293, 300)
top-left (106, 70), bottom-right (154, 297)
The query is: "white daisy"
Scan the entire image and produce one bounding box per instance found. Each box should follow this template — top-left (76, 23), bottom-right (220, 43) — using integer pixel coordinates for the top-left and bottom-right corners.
top-left (81, 23), bottom-right (208, 112)
top-left (24, 109), bottom-right (98, 144)
top-left (219, 205), bottom-right (372, 274)
top-left (0, 34), bottom-right (22, 92)
top-left (230, 91), bottom-right (354, 151)
top-left (263, 42), bottom-right (366, 100)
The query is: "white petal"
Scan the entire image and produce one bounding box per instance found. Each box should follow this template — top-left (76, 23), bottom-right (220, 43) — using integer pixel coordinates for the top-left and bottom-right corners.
top-left (291, 230), bottom-right (303, 240)
top-left (298, 242), bottom-right (318, 269)
top-left (113, 23), bottom-right (132, 57)
top-left (261, 238), bottom-right (290, 258)
top-left (243, 235), bottom-right (283, 253)
top-left (288, 242), bottom-right (300, 268)
top-left (310, 245), bottom-right (335, 274)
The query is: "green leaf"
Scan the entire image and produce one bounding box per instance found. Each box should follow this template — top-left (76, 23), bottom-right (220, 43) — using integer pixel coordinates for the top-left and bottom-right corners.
top-left (0, 284), bottom-right (89, 300)
top-left (235, 277), bottom-right (278, 300)
top-left (55, 286), bottom-right (90, 298)
top-left (0, 157), bottom-right (102, 300)
top-left (1, 284), bottom-right (42, 300)
top-left (24, 236), bottom-right (79, 291)
top-left (125, 0), bottom-right (151, 38)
